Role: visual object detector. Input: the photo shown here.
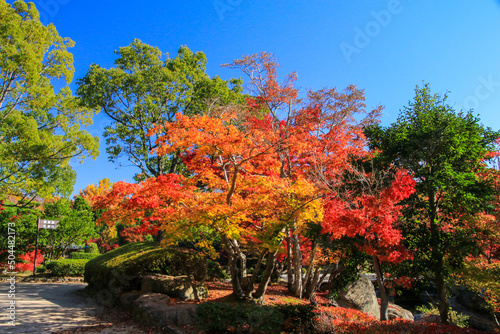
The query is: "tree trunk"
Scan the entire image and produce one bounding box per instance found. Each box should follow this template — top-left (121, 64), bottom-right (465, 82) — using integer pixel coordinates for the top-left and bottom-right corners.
top-left (301, 240), bottom-right (317, 297)
top-left (253, 251), bottom-right (278, 299)
top-left (304, 266), bottom-right (321, 300)
top-left (245, 250), bottom-right (266, 295)
top-left (324, 262), bottom-right (342, 292)
top-left (429, 191), bottom-right (449, 324)
top-left (435, 265), bottom-right (449, 324)
top-left (291, 233), bottom-right (303, 298)
top-left (221, 234), bottom-right (244, 299)
top-left (271, 260), bottom-right (285, 283)
top-left (286, 227), bottom-right (293, 290)
top-left (373, 255), bottom-right (388, 321)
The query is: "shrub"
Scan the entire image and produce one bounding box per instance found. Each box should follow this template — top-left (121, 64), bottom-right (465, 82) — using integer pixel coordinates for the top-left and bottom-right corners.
top-left (46, 259), bottom-right (89, 276)
top-left (416, 303), bottom-right (469, 328)
top-left (206, 259), bottom-right (229, 280)
top-left (71, 252), bottom-right (100, 260)
top-left (196, 302), bottom-right (284, 334)
top-left (85, 242), bottom-right (99, 254)
top-left (35, 264), bottom-right (46, 274)
top-left (276, 304), bottom-right (316, 333)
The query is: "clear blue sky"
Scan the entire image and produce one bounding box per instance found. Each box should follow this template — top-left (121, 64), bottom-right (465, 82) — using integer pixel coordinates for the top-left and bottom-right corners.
top-left (19, 0), bottom-right (500, 196)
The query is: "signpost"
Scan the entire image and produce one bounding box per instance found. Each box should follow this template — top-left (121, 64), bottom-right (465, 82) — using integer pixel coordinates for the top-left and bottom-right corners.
top-left (33, 219), bottom-right (59, 276)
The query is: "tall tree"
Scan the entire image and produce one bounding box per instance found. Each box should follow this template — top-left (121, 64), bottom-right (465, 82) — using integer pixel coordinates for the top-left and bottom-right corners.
top-left (365, 84), bottom-right (499, 324)
top-left (224, 53), bottom-right (382, 299)
top-left (77, 39), bottom-right (245, 181)
top-left (0, 0), bottom-right (99, 203)
top-left (42, 197), bottom-right (96, 259)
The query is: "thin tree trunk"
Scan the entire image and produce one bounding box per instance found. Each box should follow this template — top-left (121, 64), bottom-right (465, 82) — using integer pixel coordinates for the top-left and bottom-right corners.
top-left (301, 240), bottom-right (317, 296)
top-left (221, 234), bottom-right (244, 299)
top-left (245, 250), bottom-right (266, 295)
top-left (291, 233), bottom-right (303, 298)
top-left (435, 262), bottom-right (449, 324)
top-left (304, 266), bottom-right (321, 300)
top-left (271, 260), bottom-right (285, 283)
top-left (429, 191), bottom-right (449, 324)
top-left (324, 262), bottom-right (342, 292)
top-left (315, 263), bottom-right (332, 292)
top-left (373, 255), bottom-right (388, 321)
top-left (302, 240), bottom-right (317, 298)
top-left (253, 251), bottom-right (278, 299)
top-left (286, 227), bottom-right (293, 289)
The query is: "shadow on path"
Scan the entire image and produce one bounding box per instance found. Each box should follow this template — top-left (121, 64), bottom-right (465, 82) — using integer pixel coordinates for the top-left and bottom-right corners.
top-left (0, 282), bottom-right (100, 333)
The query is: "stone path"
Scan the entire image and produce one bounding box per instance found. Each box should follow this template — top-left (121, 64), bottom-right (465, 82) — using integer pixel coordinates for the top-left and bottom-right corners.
top-left (0, 282), bottom-right (160, 334)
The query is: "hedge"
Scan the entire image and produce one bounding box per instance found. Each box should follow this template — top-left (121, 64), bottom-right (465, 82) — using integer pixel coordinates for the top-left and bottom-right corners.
top-left (85, 242), bottom-right (99, 254)
top-left (46, 259), bottom-right (89, 277)
top-left (196, 303), bottom-right (316, 334)
top-left (71, 252), bottom-right (100, 260)
top-left (84, 242), bottom-right (208, 301)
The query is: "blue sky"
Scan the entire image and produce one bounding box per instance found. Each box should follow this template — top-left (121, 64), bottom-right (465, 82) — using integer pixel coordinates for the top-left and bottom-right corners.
top-left (19, 0), bottom-right (500, 196)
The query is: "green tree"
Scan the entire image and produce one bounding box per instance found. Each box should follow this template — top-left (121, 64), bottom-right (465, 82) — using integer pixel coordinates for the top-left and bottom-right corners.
top-left (0, 0), bottom-right (99, 203)
top-left (365, 84), bottom-right (499, 324)
top-left (42, 197), bottom-right (96, 260)
top-left (77, 39), bottom-right (245, 181)
top-left (0, 202), bottom-right (40, 264)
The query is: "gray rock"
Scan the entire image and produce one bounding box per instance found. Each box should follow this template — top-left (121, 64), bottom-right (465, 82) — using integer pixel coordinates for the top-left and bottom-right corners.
top-left (417, 314), bottom-right (441, 324)
top-left (133, 293), bottom-right (196, 328)
top-left (454, 286), bottom-right (490, 314)
top-left (337, 276), bottom-right (380, 319)
top-left (120, 292), bottom-right (142, 310)
top-left (387, 302), bottom-right (414, 321)
top-left (142, 275), bottom-right (208, 301)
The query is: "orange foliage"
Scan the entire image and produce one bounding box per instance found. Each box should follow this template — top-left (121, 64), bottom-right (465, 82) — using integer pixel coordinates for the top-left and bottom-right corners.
top-left (79, 178), bottom-right (113, 206)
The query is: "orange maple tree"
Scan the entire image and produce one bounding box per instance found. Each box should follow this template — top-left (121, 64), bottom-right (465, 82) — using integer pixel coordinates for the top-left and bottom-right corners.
top-left (94, 53), bottom-right (388, 301)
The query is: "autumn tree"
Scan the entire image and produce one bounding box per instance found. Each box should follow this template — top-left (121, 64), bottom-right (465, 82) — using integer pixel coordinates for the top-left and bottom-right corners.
top-left (94, 53), bottom-right (383, 302)
top-left (0, 0), bottom-right (99, 203)
top-left (365, 84), bottom-right (499, 324)
top-left (223, 53), bottom-right (382, 299)
top-left (77, 39), bottom-right (245, 181)
top-left (322, 161), bottom-right (415, 320)
top-left (78, 178), bottom-right (113, 206)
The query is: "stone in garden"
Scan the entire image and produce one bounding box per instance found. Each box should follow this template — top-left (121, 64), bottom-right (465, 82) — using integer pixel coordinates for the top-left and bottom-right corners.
top-left (133, 293), bottom-right (197, 328)
top-left (119, 292), bottom-right (142, 310)
top-left (417, 314), bottom-right (441, 324)
top-left (336, 276), bottom-right (380, 319)
top-left (142, 274), bottom-right (208, 301)
top-left (387, 302), bottom-right (414, 321)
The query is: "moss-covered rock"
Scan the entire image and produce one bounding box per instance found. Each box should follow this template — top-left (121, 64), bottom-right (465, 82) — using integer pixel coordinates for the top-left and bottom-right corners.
top-left (84, 242), bottom-right (207, 303)
top-left (142, 274), bottom-right (209, 301)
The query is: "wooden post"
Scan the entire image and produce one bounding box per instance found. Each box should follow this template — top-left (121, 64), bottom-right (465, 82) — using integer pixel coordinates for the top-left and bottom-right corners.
top-left (33, 218), bottom-right (40, 276)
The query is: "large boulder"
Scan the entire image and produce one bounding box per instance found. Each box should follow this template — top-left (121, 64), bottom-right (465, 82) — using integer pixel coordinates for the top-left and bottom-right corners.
top-left (454, 286), bottom-right (490, 314)
top-left (336, 276), bottom-right (380, 319)
top-left (387, 302), bottom-right (414, 321)
top-left (133, 293), bottom-right (197, 329)
top-left (142, 275), bottom-right (209, 301)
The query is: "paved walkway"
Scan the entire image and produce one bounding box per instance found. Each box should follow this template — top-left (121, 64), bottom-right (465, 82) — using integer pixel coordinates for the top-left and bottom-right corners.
top-left (0, 282), bottom-right (157, 334)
